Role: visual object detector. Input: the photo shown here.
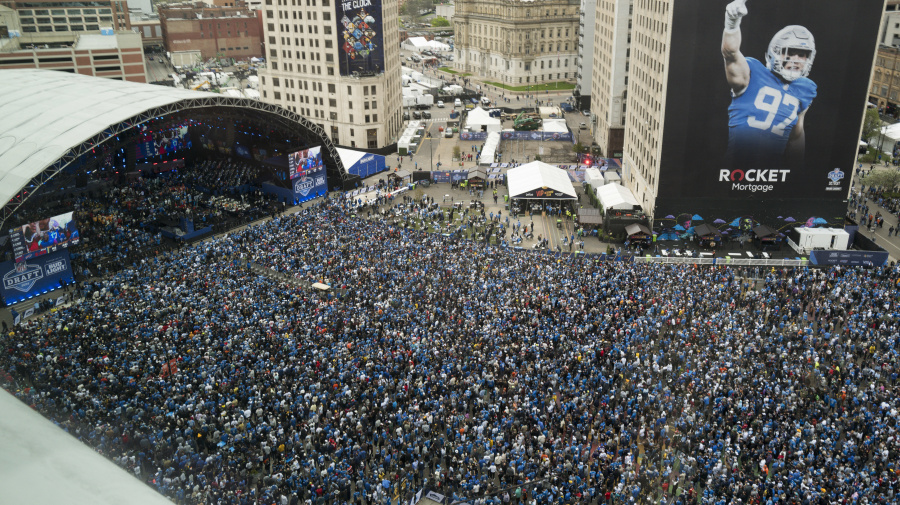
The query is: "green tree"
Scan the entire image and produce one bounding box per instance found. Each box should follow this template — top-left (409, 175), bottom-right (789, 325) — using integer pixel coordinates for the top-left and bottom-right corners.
top-left (431, 16), bottom-right (450, 27)
top-left (861, 108), bottom-right (882, 147)
top-left (861, 168), bottom-right (900, 191)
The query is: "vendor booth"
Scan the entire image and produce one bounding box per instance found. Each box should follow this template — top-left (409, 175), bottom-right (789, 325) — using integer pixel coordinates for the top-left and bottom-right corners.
top-left (752, 224), bottom-right (781, 251)
top-left (388, 169), bottom-right (411, 186)
top-left (625, 223), bottom-right (652, 244)
top-left (693, 223), bottom-right (723, 250)
top-left (595, 183), bottom-right (647, 238)
top-left (467, 169), bottom-right (487, 188)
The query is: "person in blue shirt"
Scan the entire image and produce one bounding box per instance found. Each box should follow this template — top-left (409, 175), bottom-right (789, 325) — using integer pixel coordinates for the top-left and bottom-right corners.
top-left (722, 0), bottom-right (817, 172)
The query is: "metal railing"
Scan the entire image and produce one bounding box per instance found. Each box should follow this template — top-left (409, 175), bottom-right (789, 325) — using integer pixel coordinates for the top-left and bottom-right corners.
top-left (631, 256), bottom-right (807, 267)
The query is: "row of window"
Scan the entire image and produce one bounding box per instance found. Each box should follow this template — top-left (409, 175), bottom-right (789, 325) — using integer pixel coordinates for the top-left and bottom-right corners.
top-left (19, 7), bottom-right (112, 15)
top-left (20, 16), bottom-right (112, 24)
top-left (22, 24), bottom-right (100, 32)
top-left (872, 83), bottom-right (899, 101)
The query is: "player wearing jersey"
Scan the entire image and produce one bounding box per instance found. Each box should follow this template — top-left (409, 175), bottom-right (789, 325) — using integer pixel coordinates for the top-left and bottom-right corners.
top-left (722, 0), bottom-right (817, 170)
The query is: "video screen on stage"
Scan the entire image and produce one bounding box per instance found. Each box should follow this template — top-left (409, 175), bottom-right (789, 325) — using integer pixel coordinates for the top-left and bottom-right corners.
top-left (288, 146), bottom-right (324, 180)
top-left (8, 211), bottom-right (80, 262)
top-left (135, 123), bottom-right (192, 160)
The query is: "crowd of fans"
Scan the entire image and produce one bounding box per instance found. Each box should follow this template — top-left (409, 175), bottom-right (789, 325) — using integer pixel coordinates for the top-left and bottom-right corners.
top-left (3, 195), bottom-right (900, 505)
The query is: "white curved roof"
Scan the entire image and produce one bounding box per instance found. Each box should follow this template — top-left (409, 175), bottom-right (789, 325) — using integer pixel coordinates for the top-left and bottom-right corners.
top-left (507, 161), bottom-right (577, 199)
top-left (0, 389), bottom-right (174, 505)
top-left (0, 69), bottom-right (220, 210)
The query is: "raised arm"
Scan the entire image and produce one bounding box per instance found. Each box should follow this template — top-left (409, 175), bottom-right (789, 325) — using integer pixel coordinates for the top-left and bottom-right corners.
top-left (722, 0), bottom-right (750, 96)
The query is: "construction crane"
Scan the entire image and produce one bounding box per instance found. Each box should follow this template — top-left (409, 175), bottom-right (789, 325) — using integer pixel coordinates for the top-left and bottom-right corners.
top-left (192, 80), bottom-right (210, 91)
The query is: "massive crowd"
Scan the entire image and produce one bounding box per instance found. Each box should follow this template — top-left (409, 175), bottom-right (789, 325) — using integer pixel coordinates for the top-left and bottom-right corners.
top-left (3, 195), bottom-right (900, 505)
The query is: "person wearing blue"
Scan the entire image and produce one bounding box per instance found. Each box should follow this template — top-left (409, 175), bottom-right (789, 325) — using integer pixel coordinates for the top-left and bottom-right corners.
top-left (722, 0), bottom-right (817, 171)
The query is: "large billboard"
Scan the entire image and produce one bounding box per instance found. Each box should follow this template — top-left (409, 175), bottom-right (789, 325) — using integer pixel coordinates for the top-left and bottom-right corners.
top-left (336, 0), bottom-right (385, 76)
top-left (289, 146), bottom-right (328, 201)
top-left (655, 0), bottom-right (884, 225)
top-left (0, 250), bottom-right (73, 305)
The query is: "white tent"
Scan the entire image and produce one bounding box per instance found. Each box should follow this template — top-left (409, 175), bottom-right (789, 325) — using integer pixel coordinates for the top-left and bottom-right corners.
top-left (507, 161), bottom-right (577, 199)
top-left (584, 167), bottom-right (604, 188)
top-left (479, 132), bottom-right (501, 166)
top-left (427, 40), bottom-right (451, 52)
top-left (542, 119), bottom-right (568, 133)
top-left (465, 107), bottom-right (502, 133)
top-left (603, 171), bottom-right (622, 185)
top-left (877, 123), bottom-right (900, 152)
top-left (401, 36), bottom-right (430, 52)
top-left (596, 183), bottom-right (640, 211)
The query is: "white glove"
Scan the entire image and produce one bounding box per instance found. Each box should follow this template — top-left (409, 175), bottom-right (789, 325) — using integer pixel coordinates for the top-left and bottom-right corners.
top-left (725, 0), bottom-right (748, 31)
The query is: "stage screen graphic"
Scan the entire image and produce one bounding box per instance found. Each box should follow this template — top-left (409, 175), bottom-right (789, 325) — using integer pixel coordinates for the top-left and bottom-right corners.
top-left (8, 211), bottom-right (80, 263)
top-left (135, 123), bottom-right (192, 160)
top-left (336, 0), bottom-right (385, 76)
top-left (654, 0), bottom-right (884, 224)
top-left (0, 249), bottom-right (73, 305)
top-left (288, 147), bottom-right (328, 200)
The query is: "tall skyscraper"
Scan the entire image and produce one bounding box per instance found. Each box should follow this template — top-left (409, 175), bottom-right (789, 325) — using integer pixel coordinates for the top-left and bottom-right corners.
top-left (590, 0), bottom-right (631, 158)
top-left (259, 0), bottom-right (401, 149)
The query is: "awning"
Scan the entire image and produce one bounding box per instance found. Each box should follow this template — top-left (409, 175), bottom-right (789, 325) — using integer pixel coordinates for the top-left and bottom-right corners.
top-left (752, 225), bottom-right (777, 238)
top-left (694, 223), bottom-right (722, 237)
top-left (391, 170), bottom-right (411, 179)
top-left (625, 223), bottom-right (651, 236)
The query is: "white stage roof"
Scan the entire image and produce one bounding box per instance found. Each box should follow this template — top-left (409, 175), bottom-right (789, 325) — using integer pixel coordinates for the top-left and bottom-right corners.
top-left (0, 69), bottom-right (219, 214)
top-left (0, 389), bottom-right (174, 505)
top-left (507, 161), bottom-right (577, 199)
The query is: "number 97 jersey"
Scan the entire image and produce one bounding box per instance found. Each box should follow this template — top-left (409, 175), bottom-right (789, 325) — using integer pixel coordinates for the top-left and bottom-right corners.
top-left (726, 57), bottom-right (817, 167)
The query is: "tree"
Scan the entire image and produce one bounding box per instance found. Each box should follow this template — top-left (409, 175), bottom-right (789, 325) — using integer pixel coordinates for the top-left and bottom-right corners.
top-left (861, 108), bottom-right (882, 147)
top-left (861, 168), bottom-right (900, 191)
top-left (431, 16), bottom-right (450, 27)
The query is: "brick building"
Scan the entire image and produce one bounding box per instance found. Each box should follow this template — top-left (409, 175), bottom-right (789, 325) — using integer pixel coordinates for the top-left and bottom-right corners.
top-left (159, 3), bottom-right (263, 61)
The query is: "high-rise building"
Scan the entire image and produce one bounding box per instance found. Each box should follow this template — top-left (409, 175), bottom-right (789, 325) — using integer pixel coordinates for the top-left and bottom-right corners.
top-left (452, 0), bottom-right (579, 87)
top-left (589, 0), bottom-right (630, 158)
top-left (259, 0), bottom-right (401, 149)
top-left (573, 0), bottom-right (596, 113)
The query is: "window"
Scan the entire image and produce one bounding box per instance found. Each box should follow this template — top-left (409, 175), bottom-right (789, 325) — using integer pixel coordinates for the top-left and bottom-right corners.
top-left (349, 114), bottom-right (354, 122)
top-left (274, 91), bottom-right (281, 99)
top-left (273, 77), bottom-right (280, 86)
top-left (347, 86), bottom-right (352, 95)
top-left (365, 115), bottom-right (370, 123)
top-left (329, 99), bottom-right (337, 107)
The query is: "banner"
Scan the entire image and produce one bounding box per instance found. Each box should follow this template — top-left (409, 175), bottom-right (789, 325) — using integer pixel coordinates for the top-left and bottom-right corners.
top-left (500, 131), bottom-right (574, 142)
top-left (336, 0), bottom-right (385, 76)
top-left (431, 171), bottom-right (452, 183)
top-left (655, 0), bottom-right (884, 225)
top-left (0, 250), bottom-right (73, 306)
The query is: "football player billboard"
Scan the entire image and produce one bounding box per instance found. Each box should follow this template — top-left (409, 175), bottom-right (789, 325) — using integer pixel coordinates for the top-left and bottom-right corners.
top-left (655, 0), bottom-right (883, 225)
top-left (336, 0), bottom-right (385, 76)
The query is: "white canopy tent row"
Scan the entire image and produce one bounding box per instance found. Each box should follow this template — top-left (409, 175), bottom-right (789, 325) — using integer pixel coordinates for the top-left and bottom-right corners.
top-left (478, 132), bottom-right (502, 166)
top-left (595, 183), bottom-right (640, 211)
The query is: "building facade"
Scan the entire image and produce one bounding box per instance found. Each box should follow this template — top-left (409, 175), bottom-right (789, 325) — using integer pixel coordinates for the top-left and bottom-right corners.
top-left (452, 0), bottom-right (579, 86)
top-left (869, 45), bottom-right (900, 117)
top-left (0, 30), bottom-right (147, 82)
top-left (590, 0), bottom-right (631, 158)
top-left (259, 0), bottom-right (401, 150)
top-left (159, 4), bottom-right (263, 61)
top-left (0, 0), bottom-right (130, 34)
top-left (620, 0), bottom-right (669, 215)
top-left (573, 0), bottom-right (595, 112)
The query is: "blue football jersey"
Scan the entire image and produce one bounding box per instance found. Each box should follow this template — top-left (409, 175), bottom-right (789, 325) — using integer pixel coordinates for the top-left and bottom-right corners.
top-left (726, 57), bottom-right (816, 167)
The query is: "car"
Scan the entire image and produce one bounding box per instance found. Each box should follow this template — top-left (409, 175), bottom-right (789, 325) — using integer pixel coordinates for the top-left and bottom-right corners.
top-left (470, 97), bottom-right (479, 104)
top-left (579, 122), bottom-right (587, 130)
top-left (403, 111), bottom-right (410, 120)
top-left (422, 111), bottom-right (432, 119)
top-left (560, 103), bottom-right (574, 112)
top-left (412, 111), bottom-right (422, 119)
top-left (444, 129), bottom-right (454, 138)
top-left (149, 56), bottom-right (154, 61)
top-left (436, 100), bottom-right (444, 108)
top-left (582, 110), bottom-right (590, 116)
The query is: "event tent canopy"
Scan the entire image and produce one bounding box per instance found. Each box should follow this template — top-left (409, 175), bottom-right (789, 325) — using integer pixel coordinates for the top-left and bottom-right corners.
top-left (694, 223), bottom-right (722, 237)
top-left (595, 183), bottom-right (640, 211)
top-left (625, 223), bottom-right (652, 236)
top-left (507, 161), bottom-right (577, 199)
top-left (752, 224), bottom-right (778, 238)
top-left (465, 107), bottom-right (502, 133)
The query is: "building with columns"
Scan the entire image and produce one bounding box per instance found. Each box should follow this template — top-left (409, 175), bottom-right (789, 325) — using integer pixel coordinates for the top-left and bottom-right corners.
top-left (258, 0), bottom-right (401, 149)
top-left (452, 0), bottom-right (579, 87)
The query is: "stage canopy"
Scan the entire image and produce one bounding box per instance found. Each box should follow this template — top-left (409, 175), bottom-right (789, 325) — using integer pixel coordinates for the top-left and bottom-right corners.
top-left (0, 69), bottom-right (345, 228)
top-left (507, 161), bottom-right (577, 199)
top-left (0, 389), bottom-right (174, 505)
